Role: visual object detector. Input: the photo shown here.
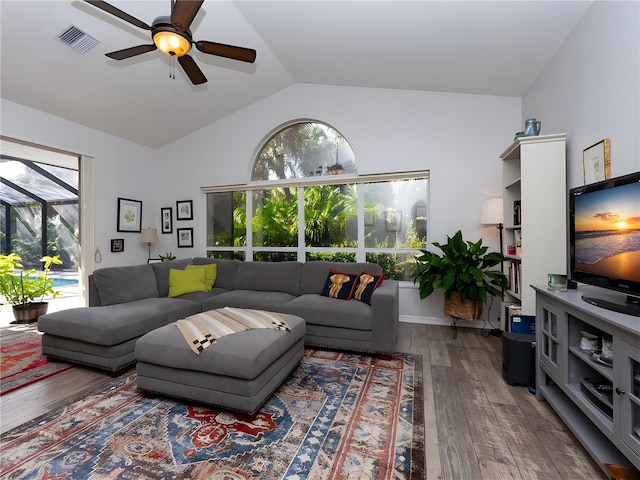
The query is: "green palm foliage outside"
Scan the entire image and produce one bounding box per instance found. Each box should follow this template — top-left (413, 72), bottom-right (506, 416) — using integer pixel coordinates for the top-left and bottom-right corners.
top-left (252, 188), bottom-right (298, 247)
top-left (304, 185), bottom-right (355, 245)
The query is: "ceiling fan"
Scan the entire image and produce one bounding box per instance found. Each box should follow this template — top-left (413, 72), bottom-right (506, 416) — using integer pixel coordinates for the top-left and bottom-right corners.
top-left (84, 0), bottom-right (256, 85)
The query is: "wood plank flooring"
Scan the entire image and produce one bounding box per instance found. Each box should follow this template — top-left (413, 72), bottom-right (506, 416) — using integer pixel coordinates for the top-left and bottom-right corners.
top-left (1, 323), bottom-right (606, 479)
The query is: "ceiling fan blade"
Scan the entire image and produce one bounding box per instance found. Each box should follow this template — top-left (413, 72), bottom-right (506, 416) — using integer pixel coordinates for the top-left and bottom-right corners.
top-left (178, 55), bottom-right (208, 85)
top-left (195, 41), bottom-right (256, 63)
top-left (84, 0), bottom-right (151, 30)
top-left (171, 0), bottom-right (204, 32)
top-left (106, 44), bottom-right (157, 60)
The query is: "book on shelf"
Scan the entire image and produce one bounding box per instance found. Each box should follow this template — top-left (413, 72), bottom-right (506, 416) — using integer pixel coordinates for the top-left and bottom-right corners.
top-left (513, 200), bottom-right (521, 226)
top-left (507, 304), bottom-right (522, 317)
top-left (500, 301), bottom-right (520, 331)
top-left (514, 229), bottom-right (522, 256)
top-left (508, 262), bottom-right (515, 293)
top-left (508, 259), bottom-right (521, 293)
top-left (504, 304), bottom-right (523, 332)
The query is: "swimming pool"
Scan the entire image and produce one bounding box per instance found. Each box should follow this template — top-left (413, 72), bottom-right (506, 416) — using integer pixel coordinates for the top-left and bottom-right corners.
top-left (50, 277), bottom-right (78, 288)
top-left (8, 275), bottom-right (78, 288)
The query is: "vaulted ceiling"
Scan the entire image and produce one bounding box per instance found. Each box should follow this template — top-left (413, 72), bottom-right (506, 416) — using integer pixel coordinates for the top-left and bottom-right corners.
top-left (0, 1), bottom-right (592, 149)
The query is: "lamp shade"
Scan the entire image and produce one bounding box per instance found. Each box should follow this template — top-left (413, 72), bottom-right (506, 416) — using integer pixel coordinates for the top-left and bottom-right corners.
top-left (480, 198), bottom-right (503, 225)
top-left (140, 228), bottom-right (158, 244)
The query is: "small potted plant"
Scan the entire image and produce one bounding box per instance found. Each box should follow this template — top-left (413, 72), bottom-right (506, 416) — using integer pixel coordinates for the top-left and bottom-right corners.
top-left (0, 253), bottom-right (63, 323)
top-left (410, 230), bottom-right (509, 321)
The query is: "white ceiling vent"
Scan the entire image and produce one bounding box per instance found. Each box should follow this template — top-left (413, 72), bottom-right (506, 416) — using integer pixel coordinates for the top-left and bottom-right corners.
top-left (58, 25), bottom-right (99, 54)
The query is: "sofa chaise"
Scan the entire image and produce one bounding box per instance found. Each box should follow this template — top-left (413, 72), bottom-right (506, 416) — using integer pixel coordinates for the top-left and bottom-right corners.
top-left (38, 258), bottom-right (399, 373)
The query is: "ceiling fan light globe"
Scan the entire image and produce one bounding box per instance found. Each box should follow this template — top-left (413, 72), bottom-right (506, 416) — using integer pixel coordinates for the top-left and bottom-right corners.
top-left (153, 31), bottom-right (191, 57)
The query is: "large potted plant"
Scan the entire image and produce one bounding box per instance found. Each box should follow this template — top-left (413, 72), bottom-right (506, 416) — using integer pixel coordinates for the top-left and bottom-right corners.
top-left (0, 253), bottom-right (63, 323)
top-left (410, 230), bottom-right (509, 321)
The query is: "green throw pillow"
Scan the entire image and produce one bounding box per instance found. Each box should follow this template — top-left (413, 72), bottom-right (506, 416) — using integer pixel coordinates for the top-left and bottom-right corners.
top-left (168, 268), bottom-right (208, 297)
top-left (186, 263), bottom-right (217, 290)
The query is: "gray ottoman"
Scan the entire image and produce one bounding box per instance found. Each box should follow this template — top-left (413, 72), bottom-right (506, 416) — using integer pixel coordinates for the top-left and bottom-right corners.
top-left (135, 313), bottom-right (305, 414)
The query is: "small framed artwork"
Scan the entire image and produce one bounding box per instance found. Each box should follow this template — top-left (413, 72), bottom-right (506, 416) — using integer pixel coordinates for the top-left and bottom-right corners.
top-left (176, 200), bottom-right (193, 221)
top-left (583, 138), bottom-right (611, 184)
top-left (111, 238), bottom-right (124, 252)
top-left (117, 197), bottom-right (142, 232)
top-left (177, 227), bottom-right (194, 248)
top-left (161, 207), bottom-right (173, 234)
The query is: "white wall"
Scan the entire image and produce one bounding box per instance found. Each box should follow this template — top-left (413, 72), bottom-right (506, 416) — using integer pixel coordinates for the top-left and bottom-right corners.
top-left (1, 99), bottom-right (162, 269)
top-left (159, 84), bottom-right (521, 322)
top-left (522, 1), bottom-right (640, 187)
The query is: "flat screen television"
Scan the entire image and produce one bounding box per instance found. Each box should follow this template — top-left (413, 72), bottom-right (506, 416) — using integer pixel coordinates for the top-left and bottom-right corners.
top-left (569, 171), bottom-right (640, 317)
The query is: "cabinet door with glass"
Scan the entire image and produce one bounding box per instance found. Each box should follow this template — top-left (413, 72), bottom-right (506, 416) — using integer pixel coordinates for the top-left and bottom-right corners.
top-left (617, 339), bottom-right (640, 460)
top-left (538, 298), bottom-right (565, 382)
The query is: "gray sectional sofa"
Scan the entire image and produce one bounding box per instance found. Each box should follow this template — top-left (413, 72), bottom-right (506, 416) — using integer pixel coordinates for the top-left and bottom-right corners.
top-left (38, 258), bottom-right (399, 373)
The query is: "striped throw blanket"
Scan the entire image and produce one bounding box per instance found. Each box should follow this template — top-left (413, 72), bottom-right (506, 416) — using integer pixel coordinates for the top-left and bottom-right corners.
top-left (175, 307), bottom-right (291, 355)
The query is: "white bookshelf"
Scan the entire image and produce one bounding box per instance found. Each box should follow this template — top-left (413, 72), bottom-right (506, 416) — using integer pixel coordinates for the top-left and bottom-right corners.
top-left (500, 133), bottom-right (567, 316)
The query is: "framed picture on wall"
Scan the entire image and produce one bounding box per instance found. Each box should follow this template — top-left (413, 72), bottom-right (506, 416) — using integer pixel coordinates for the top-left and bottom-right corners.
top-left (176, 200), bottom-right (193, 221)
top-left (117, 197), bottom-right (142, 232)
top-left (583, 138), bottom-right (611, 184)
top-left (161, 207), bottom-right (173, 234)
top-left (110, 238), bottom-right (124, 252)
top-left (177, 227), bottom-right (193, 248)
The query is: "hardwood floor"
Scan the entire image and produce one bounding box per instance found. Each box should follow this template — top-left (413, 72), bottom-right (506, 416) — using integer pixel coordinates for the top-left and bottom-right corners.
top-left (397, 322), bottom-right (606, 480)
top-left (1, 322), bottom-right (607, 479)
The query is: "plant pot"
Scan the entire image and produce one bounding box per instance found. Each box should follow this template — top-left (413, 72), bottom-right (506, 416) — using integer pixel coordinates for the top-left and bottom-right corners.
top-left (444, 292), bottom-right (482, 321)
top-left (11, 302), bottom-right (49, 324)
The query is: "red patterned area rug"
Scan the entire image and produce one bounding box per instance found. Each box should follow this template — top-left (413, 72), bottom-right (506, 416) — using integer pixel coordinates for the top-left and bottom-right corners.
top-left (0, 325), bottom-right (73, 395)
top-left (1, 350), bottom-right (424, 479)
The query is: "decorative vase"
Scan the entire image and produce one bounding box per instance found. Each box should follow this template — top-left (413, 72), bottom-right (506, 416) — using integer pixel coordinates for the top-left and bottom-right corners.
top-left (444, 292), bottom-right (482, 321)
top-left (523, 118), bottom-right (541, 136)
top-left (12, 302), bottom-right (49, 324)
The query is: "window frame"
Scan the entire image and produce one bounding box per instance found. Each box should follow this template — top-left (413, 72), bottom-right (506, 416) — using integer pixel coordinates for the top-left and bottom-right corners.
top-left (202, 171), bottom-right (429, 280)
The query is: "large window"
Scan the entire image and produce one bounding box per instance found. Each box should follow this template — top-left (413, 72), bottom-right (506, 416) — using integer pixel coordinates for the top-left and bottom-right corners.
top-left (203, 122), bottom-right (428, 280)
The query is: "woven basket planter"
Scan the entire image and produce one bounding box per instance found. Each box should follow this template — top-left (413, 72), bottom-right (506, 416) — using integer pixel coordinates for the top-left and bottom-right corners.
top-left (444, 292), bottom-right (483, 321)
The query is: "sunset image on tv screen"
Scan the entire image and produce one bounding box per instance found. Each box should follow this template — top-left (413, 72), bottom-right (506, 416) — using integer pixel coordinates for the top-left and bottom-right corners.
top-left (574, 181), bottom-right (640, 282)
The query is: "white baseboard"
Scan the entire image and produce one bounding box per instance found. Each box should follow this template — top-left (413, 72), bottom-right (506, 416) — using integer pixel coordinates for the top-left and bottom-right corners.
top-left (400, 314), bottom-right (500, 330)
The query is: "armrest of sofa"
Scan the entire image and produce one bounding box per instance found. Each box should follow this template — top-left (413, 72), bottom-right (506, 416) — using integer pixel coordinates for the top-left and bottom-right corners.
top-left (370, 279), bottom-right (399, 354)
top-left (88, 275), bottom-right (101, 307)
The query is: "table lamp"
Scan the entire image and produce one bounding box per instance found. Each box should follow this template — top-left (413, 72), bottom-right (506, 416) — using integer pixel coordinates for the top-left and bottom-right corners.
top-left (140, 228), bottom-right (158, 260)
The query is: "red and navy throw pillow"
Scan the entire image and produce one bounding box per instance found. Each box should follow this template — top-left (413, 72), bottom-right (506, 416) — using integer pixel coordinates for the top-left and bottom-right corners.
top-left (320, 269), bottom-right (359, 300)
top-left (353, 271), bottom-right (385, 304)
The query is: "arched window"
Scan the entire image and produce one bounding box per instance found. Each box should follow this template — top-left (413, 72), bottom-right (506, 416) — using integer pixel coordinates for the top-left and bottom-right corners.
top-left (203, 121), bottom-right (428, 280)
top-left (252, 121), bottom-right (357, 181)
